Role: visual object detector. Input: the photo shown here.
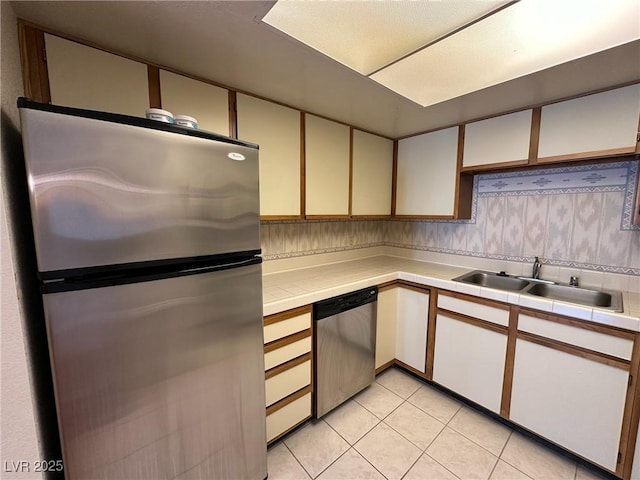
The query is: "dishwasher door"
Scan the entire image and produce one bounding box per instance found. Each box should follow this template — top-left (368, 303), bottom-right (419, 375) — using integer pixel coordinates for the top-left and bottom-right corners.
top-left (315, 287), bottom-right (377, 418)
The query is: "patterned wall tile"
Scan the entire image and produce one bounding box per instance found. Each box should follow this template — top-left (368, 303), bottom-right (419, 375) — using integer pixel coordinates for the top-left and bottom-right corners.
top-left (523, 195), bottom-right (548, 257)
top-left (477, 162), bottom-right (629, 195)
top-left (283, 223), bottom-right (298, 253)
top-left (630, 232), bottom-right (640, 271)
top-left (437, 222), bottom-right (454, 250)
top-left (308, 222), bottom-right (322, 251)
top-left (597, 192), bottom-right (632, 269)
top-left (269, 222), bottom-right (285, 254)
top-left (451, 223), bottom-right (467, 251)
top-left (297, 222), bottom-right (310, 252)
top-left (260, 223), bottom-right (270, 254)
top-left (502, 196), bottom-right (526, 257)
top-left (544, 195), bottom-right (575, 260)
top-left (569, 193), bottom-right (602, 263)
top-left (424, 222), bottom-right (438, 248)
top-left (484, 196), bottom-right (506, 254)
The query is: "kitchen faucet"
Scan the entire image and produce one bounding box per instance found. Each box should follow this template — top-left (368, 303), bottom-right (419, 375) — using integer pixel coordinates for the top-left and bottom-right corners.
top-left (532, 256), bottom-right (541, 279)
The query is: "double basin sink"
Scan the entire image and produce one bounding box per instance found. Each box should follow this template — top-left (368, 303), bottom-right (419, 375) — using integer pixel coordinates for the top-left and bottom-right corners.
top-left (452, 270), bottom-right (623, 312)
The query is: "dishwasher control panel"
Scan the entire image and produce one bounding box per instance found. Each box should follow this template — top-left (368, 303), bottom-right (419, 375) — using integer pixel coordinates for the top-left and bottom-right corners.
top-left (314, 286), bottom-right (378, 320)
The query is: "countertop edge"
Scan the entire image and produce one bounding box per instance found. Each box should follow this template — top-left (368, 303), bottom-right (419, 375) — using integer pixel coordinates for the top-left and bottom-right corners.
top-left (263, 259), bottom-right (640, 332)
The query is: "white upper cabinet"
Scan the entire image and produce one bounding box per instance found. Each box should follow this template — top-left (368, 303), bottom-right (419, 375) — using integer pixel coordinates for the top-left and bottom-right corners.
top-left (237, 95), bottom-right (301, 217)
top-left (396, 127), bottom-right (459, 217)
top-left (538, 84), bottom-right (640, 160)
top-left (45, 34), bottom-right (149, 116)
top-left (351, 130), bottom-right (393, 216)
top-left (463, 110), bottom-right (532, 168)
top-left (305, 114), bottom-right (350, 216)
top-left (159, 70), bottom-right (229, 135)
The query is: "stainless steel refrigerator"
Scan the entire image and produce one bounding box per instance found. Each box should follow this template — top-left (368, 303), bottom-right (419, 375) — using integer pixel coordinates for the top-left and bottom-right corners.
top-left (18, 98), bottom-right (268, 480)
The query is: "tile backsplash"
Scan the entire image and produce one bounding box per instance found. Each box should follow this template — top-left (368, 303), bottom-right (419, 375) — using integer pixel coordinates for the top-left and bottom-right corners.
top-left (261, 220), bottom-right (385, 260)
top-left (262, 160), bottom-right (640, 276)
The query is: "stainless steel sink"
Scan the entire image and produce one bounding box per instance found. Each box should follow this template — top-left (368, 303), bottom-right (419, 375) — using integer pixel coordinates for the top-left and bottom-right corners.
top-left (452, 270), bottom-right (531, 292)
top-left (523, 282), bottom-right (623, 311)
top-left (452, 270), bottom-right (623, 312)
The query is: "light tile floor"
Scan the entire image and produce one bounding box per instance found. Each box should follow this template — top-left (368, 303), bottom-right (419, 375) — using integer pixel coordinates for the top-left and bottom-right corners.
top-left (268, 367), bottom-right (609, 480)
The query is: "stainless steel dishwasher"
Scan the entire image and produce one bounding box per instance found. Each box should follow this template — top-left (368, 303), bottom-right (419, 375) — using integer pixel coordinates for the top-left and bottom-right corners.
top-left (314, 286), bottom-right (378, 418)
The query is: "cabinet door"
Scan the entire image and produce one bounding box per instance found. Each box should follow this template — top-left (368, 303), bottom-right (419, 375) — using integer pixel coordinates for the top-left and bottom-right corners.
top-left (45, 34), bottom-right (149, 116)
top-left (510, 339), bottom-right (628, 471)
top-left (432, 314), bottom-right (506, 413)
top-left (538, 84), bottom-right (640, 161)
top-left (632, 426), bottom-right (640, 480)
top-left (395, 287), bottom-right (429, 373)
top-left (237, 94), bottom-right (301, 217)
top-left (159, 70), bottom-right (229, 135)
top-left (396, 127), bottom-right (459, 217)
top-left (375, 287), bottom-right (398, 370)
top-left (305, 114), bottom-right (350, 216)
top-left (352, 130), bottom-right (393, 216)
top-left (463, 110), bottom-right (532, 169)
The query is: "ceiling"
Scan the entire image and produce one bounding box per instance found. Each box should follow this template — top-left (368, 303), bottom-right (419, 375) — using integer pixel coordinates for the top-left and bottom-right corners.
top-left (10, 0), bottom-right (640, 139)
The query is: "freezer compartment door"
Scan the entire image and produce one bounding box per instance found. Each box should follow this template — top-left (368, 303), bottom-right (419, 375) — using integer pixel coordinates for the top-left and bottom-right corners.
top-left (43, 263), bottom-right (266, 480)
top-left (20, 106), bottom-right (260, 274)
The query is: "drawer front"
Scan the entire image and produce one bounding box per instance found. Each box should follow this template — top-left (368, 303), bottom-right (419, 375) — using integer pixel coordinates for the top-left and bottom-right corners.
top-left (264, 336), bottom-right (312, 371)
top-left (518, 314), bottom-right (633, 360)
top-left (438, 294), bottom-right (509, 327)
top-left (265, 360), bottom-right (311, 407)
top-left (266, 392), bottom-right (312, 443)
top-left (264, 312), bottom-right (312, 343)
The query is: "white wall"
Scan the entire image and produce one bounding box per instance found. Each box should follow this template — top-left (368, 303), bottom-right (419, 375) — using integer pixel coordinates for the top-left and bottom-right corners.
top-left (1, 2), bottom-right (44, 477)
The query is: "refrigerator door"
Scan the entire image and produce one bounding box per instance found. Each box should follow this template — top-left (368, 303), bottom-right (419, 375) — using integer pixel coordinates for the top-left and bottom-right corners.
top-left (20, 104), bottom-right (260, 276)
top-left (43, 262), bottom-right (266, 480)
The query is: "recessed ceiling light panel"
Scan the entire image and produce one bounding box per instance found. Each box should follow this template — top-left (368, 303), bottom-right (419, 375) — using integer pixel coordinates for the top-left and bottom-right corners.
top-left (369, 0), bottom-right (640, 106)
top-left (262, 0), bottom-right (510, 75)
top-left (263, 0), bottom-right (639, 108)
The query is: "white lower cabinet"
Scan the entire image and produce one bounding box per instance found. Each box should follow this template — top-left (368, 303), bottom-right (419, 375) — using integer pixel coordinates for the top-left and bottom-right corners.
top-left (266, 393), bottom-right (312, 443)
top-left (395, 287), bottom-right (429, 373)
top-left (375, 287), bottom-right (398, 370)
top-left (510, 339), bottom-right (628, 472)
top-left (632, 427), bottom-right (640, 479)
top-left (432, 314), bottom-right (507, 413)
top-left (265, 360), bottom-right (312, 407)
top-left (263, 307), bottom-right (313, 444)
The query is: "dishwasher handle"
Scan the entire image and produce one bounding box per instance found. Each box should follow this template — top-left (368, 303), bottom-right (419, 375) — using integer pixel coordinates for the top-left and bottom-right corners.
top-left (314, 286), bottom-right (378, 321)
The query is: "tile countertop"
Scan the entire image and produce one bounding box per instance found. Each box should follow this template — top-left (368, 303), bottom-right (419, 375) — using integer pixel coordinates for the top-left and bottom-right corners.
top-left (263, 255), bottom-right (640, 332)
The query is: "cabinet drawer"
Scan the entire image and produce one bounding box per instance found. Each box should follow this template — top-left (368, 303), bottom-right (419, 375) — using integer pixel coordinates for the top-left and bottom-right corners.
top-left (438, 293), bottom-right (509, 327)
top-left (266, 392), bottom-right (312, 443)
top-left (265, 336), bottom-right (312, 370)
top-left (265, 360), bottom-right (311, 407)
top-left (517, 313), bottom-right (633, 360)
top-left (264, 312), bottom-right (312, 343)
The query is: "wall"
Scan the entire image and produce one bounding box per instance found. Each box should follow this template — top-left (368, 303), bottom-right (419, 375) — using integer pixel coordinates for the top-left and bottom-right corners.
top-left (263, 160), bottom-right (640, 276)
top-left (0, 2), bottom-right (44, 477)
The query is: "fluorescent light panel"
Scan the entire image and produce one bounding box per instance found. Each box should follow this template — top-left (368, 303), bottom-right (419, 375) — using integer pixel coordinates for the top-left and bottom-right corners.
top-left (262, 0), bottom-right (509, 75)
top-left (263, 0), bottom-right (640, 108)
top-left (371, 0), bottom-right (640, 106)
